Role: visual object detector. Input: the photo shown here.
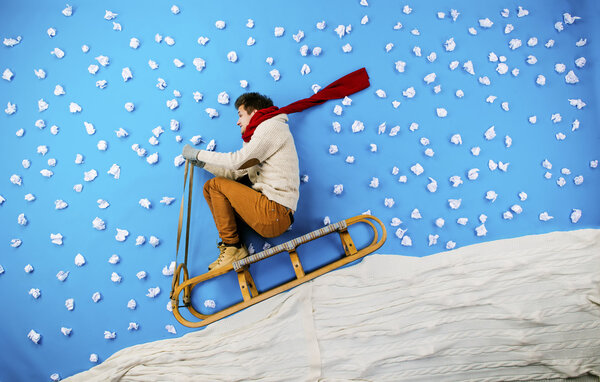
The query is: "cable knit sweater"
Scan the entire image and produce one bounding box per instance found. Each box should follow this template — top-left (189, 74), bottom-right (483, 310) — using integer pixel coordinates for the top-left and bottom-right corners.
top-left (196, 114), bottom-right (300, 212)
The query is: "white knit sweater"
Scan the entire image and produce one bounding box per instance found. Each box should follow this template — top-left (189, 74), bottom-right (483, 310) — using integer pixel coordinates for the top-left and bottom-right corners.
top-left (196, 114), bottom-right (300, 211)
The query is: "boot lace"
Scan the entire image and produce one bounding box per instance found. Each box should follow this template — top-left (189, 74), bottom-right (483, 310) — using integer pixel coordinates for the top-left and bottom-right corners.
top-left (214, 242), bottom-right (228, 266)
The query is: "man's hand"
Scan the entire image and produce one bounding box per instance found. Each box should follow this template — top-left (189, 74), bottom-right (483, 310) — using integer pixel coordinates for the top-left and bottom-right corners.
top-left (182, 145), bottom-right (205, 168)
top-left (182, 144), bottom-right (200, 161)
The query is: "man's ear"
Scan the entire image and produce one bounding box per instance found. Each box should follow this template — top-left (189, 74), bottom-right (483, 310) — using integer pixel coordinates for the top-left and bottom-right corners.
top-left (249, 110), bottom-right (256, 117)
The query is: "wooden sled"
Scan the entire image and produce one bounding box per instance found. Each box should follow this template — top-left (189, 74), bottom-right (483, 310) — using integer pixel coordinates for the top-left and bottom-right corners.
top-left (170, 160), bottom-right (387, 328)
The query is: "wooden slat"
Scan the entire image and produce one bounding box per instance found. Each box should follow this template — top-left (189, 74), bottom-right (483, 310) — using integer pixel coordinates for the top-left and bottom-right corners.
top-left (289, 250), bottom-right (305, 279)
top-left (243, 268), bottom-right (259, 297)
top-left (237, 271), bottom-right (252, 302)
top-left (339, 229), bottom-right (357, 256)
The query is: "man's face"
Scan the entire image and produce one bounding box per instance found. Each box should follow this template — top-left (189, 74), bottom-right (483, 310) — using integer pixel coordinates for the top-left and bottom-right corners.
top-left (237, 106), bottom-right (256, 134)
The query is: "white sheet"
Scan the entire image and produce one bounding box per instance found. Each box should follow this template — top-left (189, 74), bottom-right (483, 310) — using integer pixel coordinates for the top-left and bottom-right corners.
top-left (65, 229), bottom-right (600, 381)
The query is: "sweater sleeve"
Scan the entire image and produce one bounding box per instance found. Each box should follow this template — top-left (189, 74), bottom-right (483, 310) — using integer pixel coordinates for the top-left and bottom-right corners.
top-left (195, 118), bottom-right (286, 171)
top-left (202, 163), bottom-right (248, 180)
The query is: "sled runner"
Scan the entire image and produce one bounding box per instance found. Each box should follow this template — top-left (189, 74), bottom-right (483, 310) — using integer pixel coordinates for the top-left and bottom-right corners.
top-left (170, 160), bottom-right (387, 328)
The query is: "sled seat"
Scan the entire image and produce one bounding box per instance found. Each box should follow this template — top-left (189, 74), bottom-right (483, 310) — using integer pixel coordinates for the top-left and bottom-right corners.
top-left (233, 220), bottom-right (348, 271)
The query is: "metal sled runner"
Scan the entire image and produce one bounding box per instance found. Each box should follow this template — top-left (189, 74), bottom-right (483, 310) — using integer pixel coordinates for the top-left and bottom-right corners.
top-left (170, 160), bottom-right (387, 328)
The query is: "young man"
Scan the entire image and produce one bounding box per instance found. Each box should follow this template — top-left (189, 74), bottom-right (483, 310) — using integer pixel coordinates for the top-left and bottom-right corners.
top-left (182, 93), bottom-right (299, 271)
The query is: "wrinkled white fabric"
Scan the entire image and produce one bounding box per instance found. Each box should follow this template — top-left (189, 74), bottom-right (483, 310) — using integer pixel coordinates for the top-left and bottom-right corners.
top-left (65, 229), bottom-right (600, 382)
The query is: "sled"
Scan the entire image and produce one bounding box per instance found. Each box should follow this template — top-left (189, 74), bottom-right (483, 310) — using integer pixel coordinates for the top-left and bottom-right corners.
top-left (170, 160), bottom-right (387, 328)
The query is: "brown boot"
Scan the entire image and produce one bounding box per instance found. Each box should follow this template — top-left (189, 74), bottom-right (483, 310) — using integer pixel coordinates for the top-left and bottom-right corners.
top-left (210, 244), bottom-right (249, 271)
top-left (208, 242), bottom-right (227, 271)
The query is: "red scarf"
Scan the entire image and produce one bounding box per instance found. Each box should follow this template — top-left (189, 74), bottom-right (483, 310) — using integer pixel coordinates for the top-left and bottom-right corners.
top-left (242, 67), bottom-right (370, 142)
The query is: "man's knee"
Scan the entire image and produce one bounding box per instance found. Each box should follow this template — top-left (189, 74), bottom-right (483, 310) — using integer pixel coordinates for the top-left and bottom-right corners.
top-left (203, 177), bottom-right (226, 196)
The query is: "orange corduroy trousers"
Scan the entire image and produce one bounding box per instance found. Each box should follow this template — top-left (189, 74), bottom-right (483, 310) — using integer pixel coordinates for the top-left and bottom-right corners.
top-left (203, 177), bottom-right (293, 245)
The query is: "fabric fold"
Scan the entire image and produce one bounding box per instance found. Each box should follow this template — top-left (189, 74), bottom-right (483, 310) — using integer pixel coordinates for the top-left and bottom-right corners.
top-left (64, 229), bottom-right (600, 382)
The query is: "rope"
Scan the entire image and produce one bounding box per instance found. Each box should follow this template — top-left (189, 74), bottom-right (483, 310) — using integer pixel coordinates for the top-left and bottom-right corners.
top-left (184, 162), bottom-right (194, 266)
top-left (175, 160), bottom-right (190, 264)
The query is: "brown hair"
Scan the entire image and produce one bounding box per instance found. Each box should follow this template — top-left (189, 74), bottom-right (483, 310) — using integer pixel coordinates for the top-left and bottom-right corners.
top-left (234, 92), bottom-right (273, 113)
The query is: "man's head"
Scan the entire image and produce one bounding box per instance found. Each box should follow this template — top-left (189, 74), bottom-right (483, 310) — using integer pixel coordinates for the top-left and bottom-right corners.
top-left (235, 92), bottom-right (273, 133)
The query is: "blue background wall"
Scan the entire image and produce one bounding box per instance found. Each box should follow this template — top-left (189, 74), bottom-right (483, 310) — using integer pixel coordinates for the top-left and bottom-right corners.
top-left (1, 0), bottom-right (599, 380)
